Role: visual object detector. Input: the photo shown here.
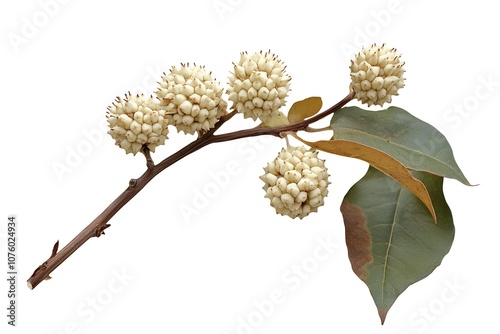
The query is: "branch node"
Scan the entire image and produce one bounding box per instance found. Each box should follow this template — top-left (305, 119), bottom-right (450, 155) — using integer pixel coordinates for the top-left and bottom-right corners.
top-left (51, 240), bottom-right (59, 258)
top-left (129, 179), bottom-right (137, 188)
top-left (95, 224), bottom-right (111, 238)
top-left (28, 240), bottom-right (59, 282)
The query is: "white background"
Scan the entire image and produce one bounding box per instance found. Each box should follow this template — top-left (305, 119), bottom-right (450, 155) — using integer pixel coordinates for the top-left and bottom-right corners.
top-left (1, 0), bottom-right (498, 333)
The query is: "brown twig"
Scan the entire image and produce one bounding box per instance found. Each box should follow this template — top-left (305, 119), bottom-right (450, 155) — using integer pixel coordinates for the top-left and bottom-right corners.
top-left (27, 92), bottom-right (353, 290)
top-left (140, 145), bottom-right (155, 168)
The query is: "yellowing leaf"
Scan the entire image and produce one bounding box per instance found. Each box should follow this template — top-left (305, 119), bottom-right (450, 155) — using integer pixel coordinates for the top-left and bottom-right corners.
top-left (287, 96), bottom-right (323, 124)
top-left (259, 112), bottom-right (290, 128)
top-left (302, 139), bottom-right (437, 223)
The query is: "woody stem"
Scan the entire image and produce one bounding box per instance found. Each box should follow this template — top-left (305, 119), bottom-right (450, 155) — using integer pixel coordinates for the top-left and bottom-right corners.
top-left (27, 92), bottom-right (353, 290)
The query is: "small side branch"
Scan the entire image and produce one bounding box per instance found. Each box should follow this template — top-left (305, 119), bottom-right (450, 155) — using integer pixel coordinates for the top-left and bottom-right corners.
top-left (141, 145), bottom-right (155, 168)
top-left (306, 126), bottom-right (333, 133)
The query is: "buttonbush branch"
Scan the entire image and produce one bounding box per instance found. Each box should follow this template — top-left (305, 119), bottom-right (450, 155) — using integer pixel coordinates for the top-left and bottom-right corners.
top-left (26, 92), bottom-right (354, 290)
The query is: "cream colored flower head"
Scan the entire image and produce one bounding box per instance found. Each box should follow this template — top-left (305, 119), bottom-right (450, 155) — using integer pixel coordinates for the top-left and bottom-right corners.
top-left (350, 44), bottom-right (405, 107)
top-left (227, 51), bottom-right (291, 122)
top-left (107, 93), bottom-right (169, 155)
top-left (260, 146), bottom-right (329, 219)
top-left (156, 64), bottom-right (227, 135)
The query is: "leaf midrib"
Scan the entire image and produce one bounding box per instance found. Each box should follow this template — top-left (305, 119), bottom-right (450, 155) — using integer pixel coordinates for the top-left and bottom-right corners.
top-left (380, 187), bottom-right (403, 308)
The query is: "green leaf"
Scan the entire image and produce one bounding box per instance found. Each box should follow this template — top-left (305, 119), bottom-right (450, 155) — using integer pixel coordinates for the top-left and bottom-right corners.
top-left (341, 167), bottom-right (454, 324)
top-left (300, 139), bottom-right (436, 222)
top-left (287, 96), bottom-right (323, 124)
top-left (331, 106), bottom-right (470, 185)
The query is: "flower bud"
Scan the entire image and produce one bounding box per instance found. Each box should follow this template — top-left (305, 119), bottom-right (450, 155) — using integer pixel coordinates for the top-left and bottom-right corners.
top-left (350, 44), bottom-right (405, 106)
top-left (156, 64), bottom-right (227, 135)
top-left (106, 93), bottom-right (168, 155)
top-left (228, 51), bottom-right (291, 122)
top-left (260, 146), bottom-right (329, 219)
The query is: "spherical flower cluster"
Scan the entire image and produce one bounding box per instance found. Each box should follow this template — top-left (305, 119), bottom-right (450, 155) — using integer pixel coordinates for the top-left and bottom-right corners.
top-left (260, 146), bottom-right (329, 219)
top-left (156, 64), bottom-right (227, 135)
top-left (227, 51), bottom-right (291, 122)
top-left (350, 44), bottom-right (405, 106)
top-left (106, 93), bottom-right (169, 155)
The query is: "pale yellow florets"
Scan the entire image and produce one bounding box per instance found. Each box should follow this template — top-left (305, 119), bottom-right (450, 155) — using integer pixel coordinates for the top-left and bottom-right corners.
top-left (227, 51), bottom-right (291, 122)
top-left (350, 44), bottom-right (405, 107)
top-left (156, 64), bottom-right (227, 135)
top-left (260, 146), bottom-right (329, 219)
top-left (106, 93), bottom-right (169, 155)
